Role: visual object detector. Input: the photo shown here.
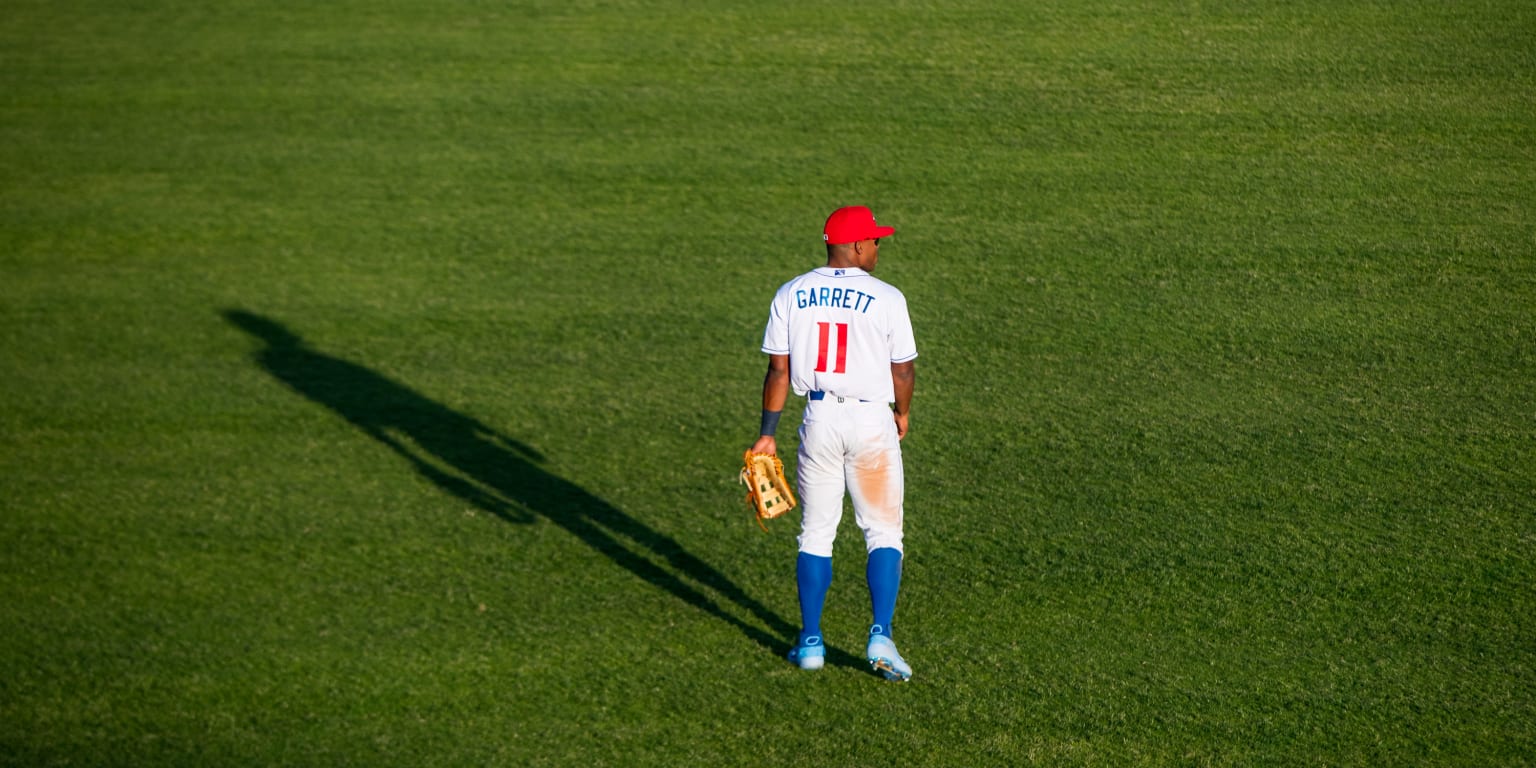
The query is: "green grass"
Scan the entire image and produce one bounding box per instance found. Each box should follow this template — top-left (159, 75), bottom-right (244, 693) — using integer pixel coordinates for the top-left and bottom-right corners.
top-left (3, 0), bottom-right (1533, 765)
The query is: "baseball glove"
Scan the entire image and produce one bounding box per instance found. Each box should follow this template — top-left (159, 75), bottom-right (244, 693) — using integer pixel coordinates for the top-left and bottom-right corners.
top-left (740, 450), bottom-right (796, 531)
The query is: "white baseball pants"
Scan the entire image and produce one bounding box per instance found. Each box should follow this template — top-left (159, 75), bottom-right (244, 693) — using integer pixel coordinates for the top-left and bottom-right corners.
top-left (795, 397), bottom-right (905, 558)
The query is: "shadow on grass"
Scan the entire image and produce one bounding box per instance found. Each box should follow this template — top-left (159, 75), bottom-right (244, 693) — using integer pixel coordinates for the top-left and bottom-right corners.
top-left (223, 309), bottom-right (859, 665)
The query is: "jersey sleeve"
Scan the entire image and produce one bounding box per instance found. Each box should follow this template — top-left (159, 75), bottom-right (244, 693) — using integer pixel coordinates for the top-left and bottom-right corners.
top-left (761, 285), bottom-right (791, 355)
top-left (887, 291), bottom-right (918, 363)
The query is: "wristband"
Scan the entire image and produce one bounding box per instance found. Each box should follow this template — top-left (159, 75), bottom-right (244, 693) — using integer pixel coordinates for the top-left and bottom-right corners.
top-left (759, 409), bottom-right (783, 437)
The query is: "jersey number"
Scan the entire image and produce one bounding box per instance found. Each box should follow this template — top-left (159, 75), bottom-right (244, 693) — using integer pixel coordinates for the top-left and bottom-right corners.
top-left (814, 322), bottom-right (849, 373)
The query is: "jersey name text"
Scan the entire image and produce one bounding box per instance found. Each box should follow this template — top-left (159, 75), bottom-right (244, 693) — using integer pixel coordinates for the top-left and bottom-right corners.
top-left (795, 287), bottom-right (876, 313)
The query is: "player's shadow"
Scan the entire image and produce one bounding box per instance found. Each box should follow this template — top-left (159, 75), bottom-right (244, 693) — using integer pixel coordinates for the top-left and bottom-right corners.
top-left (224, 310), bottom-right (857, 666)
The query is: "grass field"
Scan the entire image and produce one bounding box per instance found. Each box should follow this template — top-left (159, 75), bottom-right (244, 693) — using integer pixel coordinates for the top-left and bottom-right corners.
top-left (3, 0), bottom-right (1533, 765)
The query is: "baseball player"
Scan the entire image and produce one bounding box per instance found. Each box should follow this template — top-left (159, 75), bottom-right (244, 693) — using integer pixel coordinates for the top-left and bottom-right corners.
top-left (749, 205), bottom-right (918, 681)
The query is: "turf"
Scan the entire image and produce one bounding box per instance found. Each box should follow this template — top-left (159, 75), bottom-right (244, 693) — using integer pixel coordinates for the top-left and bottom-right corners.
top-left (2, 0), bottom-right (1533, 765)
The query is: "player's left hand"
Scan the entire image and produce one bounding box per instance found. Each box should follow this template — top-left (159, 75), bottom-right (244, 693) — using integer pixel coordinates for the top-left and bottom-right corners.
top-left (750, 435), bottom-right (777, 455)
top-left (893, 412), bottom-right (909, 441)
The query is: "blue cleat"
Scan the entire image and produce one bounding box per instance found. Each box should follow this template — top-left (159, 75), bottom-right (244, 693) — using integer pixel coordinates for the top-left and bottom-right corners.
top-left (787, 635), bottom-right (825, 671)
top-left (866, 627), bottom-right (912, 682)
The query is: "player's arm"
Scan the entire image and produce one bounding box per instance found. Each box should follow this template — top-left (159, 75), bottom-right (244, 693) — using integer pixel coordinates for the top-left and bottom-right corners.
top-left (891, 359), bottom-right (915, 440)
top-left (751, 354), bottom-right (791, 455)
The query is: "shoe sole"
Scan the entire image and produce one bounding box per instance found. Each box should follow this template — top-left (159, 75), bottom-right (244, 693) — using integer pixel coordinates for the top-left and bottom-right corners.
top-left (788, 649), bottom-right (825, 671)
top-left (869, 657), bottom-right (911, 682)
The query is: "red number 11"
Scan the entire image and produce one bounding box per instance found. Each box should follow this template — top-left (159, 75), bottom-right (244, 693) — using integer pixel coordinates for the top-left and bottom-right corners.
top-left (815, 322), bottom-right (848, 373)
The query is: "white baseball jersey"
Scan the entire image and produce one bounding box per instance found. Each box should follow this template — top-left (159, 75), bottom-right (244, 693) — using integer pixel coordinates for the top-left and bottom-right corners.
top-left (761, 266), bottom-right (918, 403)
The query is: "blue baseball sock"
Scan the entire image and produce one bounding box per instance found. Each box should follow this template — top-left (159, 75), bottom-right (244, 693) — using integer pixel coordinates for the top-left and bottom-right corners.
top-left (866, 547), bottom-right (902, 637)
top-left (796, 552), bottom-right (833, 645)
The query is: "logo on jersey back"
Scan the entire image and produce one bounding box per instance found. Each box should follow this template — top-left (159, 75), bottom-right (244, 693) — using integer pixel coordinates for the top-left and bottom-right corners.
top-left (834, 269), bottom-right (845, 276)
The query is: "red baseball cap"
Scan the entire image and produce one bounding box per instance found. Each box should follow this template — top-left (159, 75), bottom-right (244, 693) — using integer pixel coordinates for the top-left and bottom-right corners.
top-left (822, 206), bottom-right (895, 245)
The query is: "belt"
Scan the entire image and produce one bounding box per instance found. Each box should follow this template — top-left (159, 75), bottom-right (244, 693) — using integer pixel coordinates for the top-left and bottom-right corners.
top-left (809, 391), bottom-right (870, 403)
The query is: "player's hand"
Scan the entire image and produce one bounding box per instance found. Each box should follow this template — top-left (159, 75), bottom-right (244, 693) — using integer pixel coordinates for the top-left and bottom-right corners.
top-left (750, 435), bottom-right (777, 456)
top-left (893, 412), bottom-right (909, 441)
